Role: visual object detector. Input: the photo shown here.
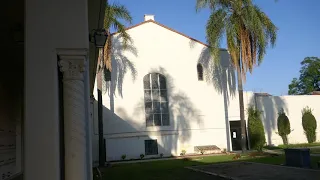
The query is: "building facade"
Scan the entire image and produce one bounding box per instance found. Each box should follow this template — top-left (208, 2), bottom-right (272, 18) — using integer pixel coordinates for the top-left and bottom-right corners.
top-left (92, 15), bottom-right (254, 162)
top-left (92, 15), bottom-right (320, 162)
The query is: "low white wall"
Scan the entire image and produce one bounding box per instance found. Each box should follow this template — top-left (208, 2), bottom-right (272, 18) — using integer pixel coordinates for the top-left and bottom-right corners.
top-left (256, 95), bottom-right (320, 146)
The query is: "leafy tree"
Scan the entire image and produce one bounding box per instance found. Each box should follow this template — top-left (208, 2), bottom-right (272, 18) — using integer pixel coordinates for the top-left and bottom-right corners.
top-left (196, 0), bottom-right (277, 152)
top-left (277, 109), bottom-right (291, 145)
top-left (288, 57), bottom-right (320, 95)
top-left (247, 106), bottom-right (266, 151)
top-left (302, 106), bottom-right (317, 143)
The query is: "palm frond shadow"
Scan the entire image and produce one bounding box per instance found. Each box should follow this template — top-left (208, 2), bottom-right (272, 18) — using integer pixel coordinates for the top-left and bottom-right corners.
top-left (198, 48), bottom-right (236, 101)
top-left (102, 35), bottom-right (138, 98)
top-left (198, 47), bottom-right (236, 151)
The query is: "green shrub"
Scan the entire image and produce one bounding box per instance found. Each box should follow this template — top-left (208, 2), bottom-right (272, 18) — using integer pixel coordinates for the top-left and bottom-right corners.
top-left (180, 150), bottom-right (186, 156)
top-left (302, 107), bottom-right (317, 143)
top-left (277, 108), bottom-right (291, 145)
top-left (140, 154), bottom-right (144, 159)
top-left (247, 106), bottom-right (266, 151)
top-left (121, 154), bottom-right (126, 160)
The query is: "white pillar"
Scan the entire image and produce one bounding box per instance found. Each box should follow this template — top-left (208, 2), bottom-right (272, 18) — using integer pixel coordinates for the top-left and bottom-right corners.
top-left (58, 49), bottom-right (88, 180)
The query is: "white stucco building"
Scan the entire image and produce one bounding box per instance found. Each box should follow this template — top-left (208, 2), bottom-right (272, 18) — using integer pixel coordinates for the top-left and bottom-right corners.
top-left (92, 15), bottom-right (320, 162)
top-left (92, 15), bottom-right (254, 162)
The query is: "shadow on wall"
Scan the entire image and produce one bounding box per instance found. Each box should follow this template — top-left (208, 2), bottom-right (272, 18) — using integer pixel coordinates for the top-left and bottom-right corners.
top-left (198, 47), bottom-right (236, 151)
top-left (93, 66), bottom-right (204, 161)
top-left (134, 67), bottom-right (204, 155)
top-left (103, 35), bottom-right (138, 112)
top-left (251, 95), bottom-right (288, 146)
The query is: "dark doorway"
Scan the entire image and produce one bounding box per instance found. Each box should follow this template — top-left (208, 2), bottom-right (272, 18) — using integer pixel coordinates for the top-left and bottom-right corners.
top-left (0, 1), bottom-right (24, 179)
top-left (230, 121), bottom-right (249, 151)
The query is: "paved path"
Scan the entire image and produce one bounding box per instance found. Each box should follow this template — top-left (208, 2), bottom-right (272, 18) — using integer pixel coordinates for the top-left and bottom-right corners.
top-left (187, 162), bottom-right (320, 180)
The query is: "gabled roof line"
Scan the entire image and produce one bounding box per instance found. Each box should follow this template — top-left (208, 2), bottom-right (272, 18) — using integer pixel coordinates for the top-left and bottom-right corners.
top-left (111, 20), bottom-right (227, 51)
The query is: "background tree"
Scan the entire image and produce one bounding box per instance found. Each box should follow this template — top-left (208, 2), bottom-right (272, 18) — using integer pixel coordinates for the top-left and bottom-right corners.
top-left (277, 108), bottom-right (291, 145)
top-left (247, 106), bottom-right (266, 151)
top-left (302, 106), bottom-right (317, 143)
top-left (96, 1), bottom-right (132, 167)
top-left (196, 0), bottom-right (277, 152)
top-left (288, 57), bottom-right (320, 95)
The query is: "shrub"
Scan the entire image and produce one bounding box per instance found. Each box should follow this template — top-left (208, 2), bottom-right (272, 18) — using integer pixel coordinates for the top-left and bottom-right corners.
top-left (200, 149), bottom-right (205, 155)
top-left (180, 150), bottom-right (186, 156)
top-left (140, 154), bottom-right (144, 159)
top-left (222, 148), bottom-right (227, 153)
top-left (247, 106), bottom-right (266, 151)
top-left (160, 153), bottom-right (164, 158)
top-left (302, 107), bottom-right (317, 143)
top-left (232, 153), bottom-right (241, 160)
top-left (121, 154), bottom-right (126, 160)
top-left (277, 108), bottom-right (291, 145)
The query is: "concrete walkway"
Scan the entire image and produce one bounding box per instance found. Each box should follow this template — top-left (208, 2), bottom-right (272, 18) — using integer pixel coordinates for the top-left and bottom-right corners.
top-left (187, 162), bottom-right (320, 180)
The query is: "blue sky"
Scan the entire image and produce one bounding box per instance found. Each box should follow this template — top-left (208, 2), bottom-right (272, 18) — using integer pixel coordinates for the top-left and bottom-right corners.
top-left (111, 0), bottom-right (320, 95)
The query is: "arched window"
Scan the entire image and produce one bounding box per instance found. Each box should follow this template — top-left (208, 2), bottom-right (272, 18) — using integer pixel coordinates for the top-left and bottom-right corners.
top-left (143, 73), bottom-right (169, 127)
top-left (197, 63), bottom-right (203, 81)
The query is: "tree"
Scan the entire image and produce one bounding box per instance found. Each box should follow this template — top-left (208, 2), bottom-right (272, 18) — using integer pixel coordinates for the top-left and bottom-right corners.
top-left (288, 57), bottom-right (320, 95)
top-left (247, 106), bottom-right (266, 151)
top-left (96, 1), bottom-right (132, 167)
top-left (277, 109), bottom-right (291, 145)
top-left (196, 0), bottom-right (277, 152)
top-left (302, 106), bottom-right (317, 143)
top-left (100, 1), bottom-right (132, 72)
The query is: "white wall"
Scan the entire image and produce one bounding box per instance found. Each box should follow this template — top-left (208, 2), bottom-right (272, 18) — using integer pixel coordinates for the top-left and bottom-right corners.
top-left (25, 0), bottom-right (90, 179)
top-left (93, 20), bottom-right (248, 161)
top-left (256, 95), bottom-right (320, 146)
top-left (92, 20), bottom-right (320, 162)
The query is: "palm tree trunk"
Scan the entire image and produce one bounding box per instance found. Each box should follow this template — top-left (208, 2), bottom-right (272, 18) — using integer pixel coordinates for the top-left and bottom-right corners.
top-left (236, 68), bottom-right (247, 153)
top-left (105, 31), bottom-right (112, 71)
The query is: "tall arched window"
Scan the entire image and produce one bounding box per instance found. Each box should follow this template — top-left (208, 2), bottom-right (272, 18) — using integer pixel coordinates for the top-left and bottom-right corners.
top-left (143, 73), bottom-right (169, 127)
top-left (197, 63), bottom-right (203, 81)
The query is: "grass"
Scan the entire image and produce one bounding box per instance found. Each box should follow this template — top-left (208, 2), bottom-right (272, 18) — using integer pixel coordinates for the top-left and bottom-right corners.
top-left (95, 154), bottom-right (320, 180)
top-left (264, 142), bottom-right (320, 154)
top-left (278, 142), bottom-right (320, 148)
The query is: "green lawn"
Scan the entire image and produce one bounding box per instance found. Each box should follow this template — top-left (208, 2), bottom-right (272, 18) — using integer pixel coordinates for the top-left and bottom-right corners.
top-left (95, 154), bottom-right (320, 180)
top-left (264, 142), bottom-right (320, 154)
top-left (278, 142), bottom-right (320, 148)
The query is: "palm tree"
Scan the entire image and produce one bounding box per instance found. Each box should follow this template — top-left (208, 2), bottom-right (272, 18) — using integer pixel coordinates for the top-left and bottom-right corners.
top-left (99, 1), bottom-right (132, 72)
top-left (96, 1), bottom-right (132, 166)
top-left (196, 0), bottom-right (277, 152)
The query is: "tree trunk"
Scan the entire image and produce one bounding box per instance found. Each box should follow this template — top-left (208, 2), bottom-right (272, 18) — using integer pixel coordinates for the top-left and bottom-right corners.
top-left (97, 52), bottom-right (105, 167)
top-left (236, 69), bottom-right (247, 153)
top-left (105, 31), bottom-right (112, 71)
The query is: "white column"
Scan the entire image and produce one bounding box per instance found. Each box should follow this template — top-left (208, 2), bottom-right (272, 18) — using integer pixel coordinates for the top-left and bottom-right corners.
top-left (58, 50), bottom-right (88, 180)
